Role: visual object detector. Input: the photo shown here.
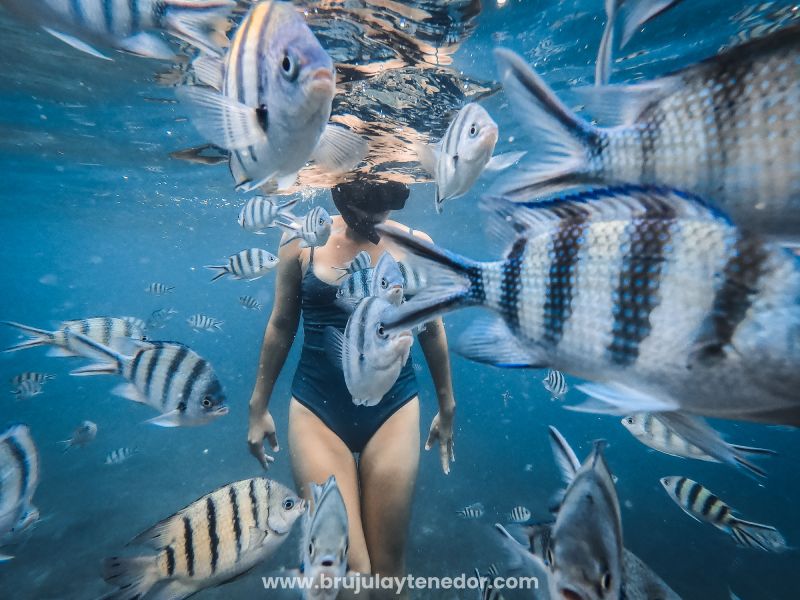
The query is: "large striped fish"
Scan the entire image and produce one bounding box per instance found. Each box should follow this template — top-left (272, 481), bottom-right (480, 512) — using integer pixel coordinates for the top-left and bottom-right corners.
top-left (278, 206), bottom-right (332, 249)
top-left (0, 424), bottom-right (40, 563)
top-left (2, 316), bottom-right (146, 357)
top-left (205, 248), bottom-right (279, 282)
top-left (301, 476), bottom-right (348, 600)
top-left (177, 1), bottom-right (366, 192)
top-left (67, 332), bottom-right (228, 427)
top-left (660, 476), bottom-right (788, 552)
top-left (0, 0), bottom-right (234, 60)
top-left (414, 102), bottom-right (524, 214)
top-left (102, 478), bottom-right (306, 600)
top-left (377, 187), bottom-right (800, 426)
top-left (494, 25), bottom-right (800, 243)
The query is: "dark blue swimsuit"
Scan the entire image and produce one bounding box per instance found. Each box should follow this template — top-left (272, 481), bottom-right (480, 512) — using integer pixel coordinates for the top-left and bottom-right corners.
top-left (291, 252), bottom-right (419, 453)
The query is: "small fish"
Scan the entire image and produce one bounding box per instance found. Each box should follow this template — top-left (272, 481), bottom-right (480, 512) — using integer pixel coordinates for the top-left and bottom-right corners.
top-left (10, 372), bottom-right (53, 388)
top-left (12, 380), bottom-right (44, 400)
top-left (187, 314), bottom-right (224, 332)
top-left (325, 297), bottom-right (413, 406)
top-left (474, 567), bottom-right (504, 600)
top-left (177, 1), bottom-right (365, 192)
top-left (621, 412), bottom-right (775, 478)
top-left (370, 252), bottom-right (405, 307)
top-left (60, 420), bottom-right (98, 450)
top-left (145, 282), bottom-right (174, 296)
top-left (0, 424), bottom-right (40, 562)
top-left (506, 506), bottom-right (532, 524)
top-left (238, 196), bottom-right (299, 233)
top-left (0, 0), bottom-right (234, 61)
top-left (542, 369), bottom-right (568, 400)
top-left (239, 296), bottom-right (263, 311)
top-left (333, 251), bottom-right (372, 277)
top-left (205, 248), bottom-right (280, 282)
top-left (146, 308), bottom-right (179, 331)
top-left (105, 447), bottom-right (138, 466)
top-left (414, 102), bottom-right (525, 214)
top-left (456, 502), bottom-right (485, 519)
top-left (301, 476), bottom-right (349, 600)
top-left (278, 206), bottom-right (333, 249)
top-left (67, 332), bottom-right (228, 427)
top-left (122, 316), bottom-right (147, 333)
top-left (335, 267), bottom-right (373, 311)
top-left (101, 478), bottom-right (306, 599)
top-left (660, 476), bottom-right (788, 552)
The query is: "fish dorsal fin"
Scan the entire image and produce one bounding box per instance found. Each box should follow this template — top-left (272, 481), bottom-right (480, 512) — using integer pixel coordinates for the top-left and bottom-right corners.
top-left (176, 86), bottom-right (267, 150)
top-left (548, 426), bottom-right (581, 484)
top-left (313, 125), bottom-right (367, 174)
top-left (192, 55), bottom-right (225, 91)
top-left (572, 78), bottom-right (680, 127)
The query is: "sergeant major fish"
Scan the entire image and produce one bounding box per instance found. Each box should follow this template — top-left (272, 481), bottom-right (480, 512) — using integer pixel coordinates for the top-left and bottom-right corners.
top-left (187, 314), bottom-right (224, 332)
top-left (238, 196), bottom-right (299, 233)
top-left (60, 420), bottom-right (98, 450)
top-left (105, 447), bottom-right (139, 466)
top-left (239, 296), bottom-right (263, 311)
top-left (377, 188), bottom-right (800, 426)
top-left (205, 248), bottom-right (279, 282)
top-left (177, 0), bottom-right (366, 192)
top-left (456, 502), bottom-right (484, 520)
top-left (12, 379), bottom-right (44, 400)
top-left (101, 478), bottom-right (306, 600)
top-left (145, 282), bottom-right (174, 295)
top-left (542, 369), bottom-right (568, 400)
top-left (333, 251), bottom-right (372, 278)
top-left (370, 252), bottom-right (405, 307)
top-left (66, 332), bottom-right (228, 427)
top-left (278, 206), bottom-right (333, 249)
top-left (0, 424), bottom-right (40, 563)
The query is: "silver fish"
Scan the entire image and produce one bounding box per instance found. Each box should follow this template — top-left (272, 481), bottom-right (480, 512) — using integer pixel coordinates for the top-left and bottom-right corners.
top-left (145, 282), bottom-right (174, 295)
top-left (507, 506), bottom-right (532, 524)
top-left (177, 1), bottom-right (365, 192)
top-left (377, 188), bottom-right (800, 426)
top-left (205, 248), bottom-right (279, 282)
top-left (10, 372), bottom-right (53, 390)
top-left (370, 251), bottom-right (405, 307)
top-left (542, 369), bottom-right (568, 400)
top-left (301, 475), bottom-right (348, 600)
top-left (146, 308), bottom-right (179, 330)
top-left (0, 0), bottom-right (234, 61)
top-left (414, 102), bottom-right (525, 214)
top-left (325, 297), bottom-right (413, 406)
top-left (67, 332), bottom-right (228, 427)
top-left (0, 424), bottom-right (40, 563)
top-left (495, 26), bottom-right (800, 242)
top-left (278, 206), bottom-right (332, 249)
top-left (12, 379), bottom-right (44, 400)
top-left (187, 314), bottom-right (224, 332)
top-left (60, 420), bottom-right (98, 450)
top-left (474, 566), bottom-right (505, 600)
top-left (105, 447), bottom-right (139, 466)
top-left (101, 478), bottom-right (306, 600)
top-left (660, 476), bottom-right (788, 552)
top-left (334, 250), bottom-right (372, 277)
top-left (621, 412), bottom-right (775, 478)
top-left (456, 502), bottom-right (484, 520)
top-left (238, 196), bottom-right (299, 233)
top-left (239, 296), bottom-right (263, 311)
top-left (335, 267), bottom-right (373, 312)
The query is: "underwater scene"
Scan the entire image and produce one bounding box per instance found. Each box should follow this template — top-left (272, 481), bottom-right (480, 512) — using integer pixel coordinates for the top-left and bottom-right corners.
top-left (1, 0), bottom-right (800, 599)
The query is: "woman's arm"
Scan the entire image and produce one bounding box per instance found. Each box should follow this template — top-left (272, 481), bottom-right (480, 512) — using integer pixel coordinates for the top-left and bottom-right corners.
top-left (247, 237), bottom-right (303, 469)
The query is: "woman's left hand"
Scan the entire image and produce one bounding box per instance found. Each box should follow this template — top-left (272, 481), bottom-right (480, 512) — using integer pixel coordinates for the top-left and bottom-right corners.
top-left (425, 408), bottom-right (455, 475)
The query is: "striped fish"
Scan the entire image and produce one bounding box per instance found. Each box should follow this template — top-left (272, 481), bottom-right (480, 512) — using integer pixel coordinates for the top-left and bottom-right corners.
top-left (378, 187), bottom-right (800, 426)
top-left (0, 0), bottom-right (234, 60)
top-left (145, 282), bottom-right (174, 295)
top-left (506, 506), bottom-right (531, 524)
top-left (324, 296), bottom-right (413, 406)
top-left (205, 248), bottom-right (279, 282)
top-left (105, 447), bottom-right (138, 466)
top-left (334, 251), bottom-right (372, 277)
top-left (60, 420), bottom-right (98, 450)
top-left (101, 478), bottom-right (306, 600)
top-left (187, 314), bottom-right (224, 332)
top-left (301, 475), bottom-right (348, 600)
top-left (660, 476), bottom-right (788, 552)
top-left (66, 332), bottom-right (228, 427)
top-left (622, 412), bottom-right (775, 478)
top-left (12, 380), bottom-right (44, 400)
top-left (397, 260), bottom-right (427, 296)
top-left (238, 196), bottom-right (299, 233)
top-left (278, 206), bottom-right (333, 249)
top-left (335, 268), bottom-right (373, 311)
top-left (177, 1), bottom-right (365, 192)
top-left (0, 424), bottom-right (40, 562)
top-left (474, 567), bottom-right (504, 600)
top-left (239, 296), bottom-right (263, 311)
top-left (122, 316), bottom-right (147, 333)
top-left (495, 26), bottom-right (800, 243)
top-left (456, 502), bottom-right (484, 519)
top-left (10, 372), bottom-right (53, 388)
top-left (146, 308), bottom-right (179, 330)
top-left (542, 369), bottom-right (568, 400)
top-left (370, 252), bottom-right (405, 307)
top-left (414, 102), bottom-right (524, 214)
top-left (2, 316), bottom-right (146, 357)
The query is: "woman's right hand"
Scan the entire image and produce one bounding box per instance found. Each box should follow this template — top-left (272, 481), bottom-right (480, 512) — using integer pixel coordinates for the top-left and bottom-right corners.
top-left (248, 409), bottom-right (279, 470)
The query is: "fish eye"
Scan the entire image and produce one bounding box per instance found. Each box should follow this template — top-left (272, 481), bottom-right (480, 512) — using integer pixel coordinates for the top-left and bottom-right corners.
top-left (381, 278), bottom-right (388, 289)
top-left (280, 52), bottom-right (298, 81)
top-left (319, 217), bottom-right (325, 225)
top-left (308, 542), bottom-right (314, 555)
top-left (469, 124), bottom-right (478, 137)
top-left (377, 324), bottom-right (387, 338)
top-left (601, 572), bottom-right (612, 592)
top-left (626, 417), bottom-right (634, 424)
top-left (202, 397), bottom-right (212, 408)
top-left (545, 547), bottom-right (554, 566)
top-left (283, 498), bottom-right (295, 510)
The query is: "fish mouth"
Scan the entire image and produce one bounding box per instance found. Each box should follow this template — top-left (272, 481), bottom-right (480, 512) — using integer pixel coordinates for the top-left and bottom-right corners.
top-left (305, 67), bottom-right (335, 95)
top-left (214, 406), bottom-right (230, 417)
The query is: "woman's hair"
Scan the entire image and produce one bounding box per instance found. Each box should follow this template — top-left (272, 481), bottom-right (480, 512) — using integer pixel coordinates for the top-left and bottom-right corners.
top-left (331, 179), bottom-right (410, 243)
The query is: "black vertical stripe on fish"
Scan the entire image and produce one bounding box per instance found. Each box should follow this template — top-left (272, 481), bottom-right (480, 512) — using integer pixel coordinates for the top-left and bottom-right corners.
top-left (102, 0), bottom-right (114, 34)
top-left (700, 492), bottom-right (718, 517)
top-left (638, 106), bottom-right (664, 182)
top-left (6, 435), bottom-right (29, 494)
top-left (675, 476), bottom-right (688, 500)
top-left (229, 485), bottom-right (242, 556)
top-left (144, 347), bottom-right (163, 400)
top-left (691, 235), bottom-right (770, 363)
top-left (254, 3), bottom-right (274, 104)
top-left (103, 317), bottom-right (113, 345)
top-left (233, 5), bottom-right (254, 105)
top-left (250, 479), bottom-right (259, 527)
top-left (165, 545), bottom-right (176, 576)
top-left (687, 481), bottom-right (702, 509)
top-left (180, 357), bottom-right (207, 407)
top-left (80, 319), bottom-right (90, 335)
top-left (542, 215), bottom-right (587, 346)
top-left (499, 238), bottom-right (527, 332)
top-left (607, 204), bottom-right (673, 366)
top-left (163, 346), bottom-right (190, 410)
top-left (234, 252), bottom-right (244, 277)
top-left (129, 0), bottom-right (140, 32)
top-left (183, 516), bottom-right (195, 576)
top-left (717, 504), bottom-right (730, 522)
top-left (207, 497), bottom-right (220, 573)
top-left (129, 348), bottom-right (144, 381)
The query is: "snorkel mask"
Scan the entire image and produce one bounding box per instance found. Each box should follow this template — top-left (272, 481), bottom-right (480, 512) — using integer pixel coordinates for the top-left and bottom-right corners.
top-left (331, 180), bottom-right (410, 244)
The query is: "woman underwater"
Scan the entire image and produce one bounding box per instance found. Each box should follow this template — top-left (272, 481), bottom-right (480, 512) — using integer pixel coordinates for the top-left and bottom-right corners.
top-left (247, 179), bottom-right (456, 589)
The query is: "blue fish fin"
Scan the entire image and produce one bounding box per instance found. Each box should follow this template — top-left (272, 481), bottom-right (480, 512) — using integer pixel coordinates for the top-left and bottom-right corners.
top-left (313, 125), bottom-right (367, 174)
top-left (117, 32), bottom-right (175, 60)
top-left (548, 425), bottom-right (581, 485)
top-left (324, 327), bottom-right (346, 369)
top-left (67, 332), bottom-right (124, 375)
top-left (112, 383), bottom-right (148, 405)
top-left (162, 0), bottom-right (235, 57)
top-left (101, 555), bottom-right (159, 599)
top-left (620, 0), bottom-right (686, 47)
top-left (595, 0), bottom-right (620, 85)
top-left (485, 151), bottom-right (526, 172)
top-left (176, 86), bottom-right (266, 150)
top-left (42, 27), bottom-right (111, 60)
top-left (573, 381), bottom-right (680, 414)
top-left (454, 318), bottom-right (543, 368)
top-left (204, 265), bottom-right (229, 282)
top-left (412, 141), bottom-right (439, 176)
top-left (191, 55), bottom-right (225, 90)
top-left (1, 321), bottom-right (55, 352)
top-left (572, 78), bottom-right (680, 127)
top-left (274, 171), bottom-right (299, 192)
top-left (145, 411), bottom-right (182, 428)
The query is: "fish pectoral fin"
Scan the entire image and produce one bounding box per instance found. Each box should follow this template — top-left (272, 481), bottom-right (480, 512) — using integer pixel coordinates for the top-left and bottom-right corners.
top-left (240, 527), bottom-right (268, 556)
top-left (454, 318), bottom-right (544, 368)
top-left (323, 327), bottom-right (347, 368)
top-left (144, 410), bottom-right (183, 428)
top-left (485, 151), bottom-right (527, 172)
top-left (572, 78), bottom-right (679, 127)
top-left (274, 171), bottom-right (299, 191)
top-left (42, 28), bottom-right (112, 60)
top-left (412, 141), bottom-right (439, 176)
top-left (572, 382), bottom-right (680, 414)
top-left (191, 55), bottom-right (225, 91)
top-left (112, 383), bottom-right (149, 405)
top-left (163, 1), bottom-right (235, 57)
top-left (117, 32), bottom-right (176, 60)
top-left (176, 86), bottom-right (267, 151)
top-left (312, 125), bottom-right (367, 173)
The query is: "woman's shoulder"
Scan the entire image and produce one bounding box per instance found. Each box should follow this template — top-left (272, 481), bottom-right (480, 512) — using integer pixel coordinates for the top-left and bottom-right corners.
top-left (384, 219), bottom-right (433, 243)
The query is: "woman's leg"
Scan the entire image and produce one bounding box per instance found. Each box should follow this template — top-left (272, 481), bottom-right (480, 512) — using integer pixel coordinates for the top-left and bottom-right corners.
top-left (288, 399), bottom-right (371, 574)
top-left (358, 398), bottom-right (420, 597)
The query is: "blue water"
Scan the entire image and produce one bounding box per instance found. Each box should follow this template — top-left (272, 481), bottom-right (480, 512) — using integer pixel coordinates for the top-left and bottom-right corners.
top-left (1, 1), bottom-right (799, 598)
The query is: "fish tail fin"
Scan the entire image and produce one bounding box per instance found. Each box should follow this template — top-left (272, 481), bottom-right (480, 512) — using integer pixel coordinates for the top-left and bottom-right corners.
top-left (277, 197), bottom-right (300, 221)
top-left (729, 518), bottom-right (789, 553)
top-left (162, 0), bottom-right (235, 57)
top-left (596, 0), bottom-right (621, 85)
top-left (58, 439), bottom-right (73, 452)
top-left (730, 444), bottom-right (776, 479)
top-left (101, 555), bottom-right (160, 600)
top-left (66, 332), bottom-right (124, 376)
top-left (493, 48), bottom-right (601, 200)
top-left (376, 225), bottom-right (484, 331)
top-left (619, 0), bottom-right (686, 47)
top-left (1, 321), bottom-right (55, 352)
top-left (731, 444), bottom-right (777, 457)
top-left (204, 265), bottom-right (229, 282)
